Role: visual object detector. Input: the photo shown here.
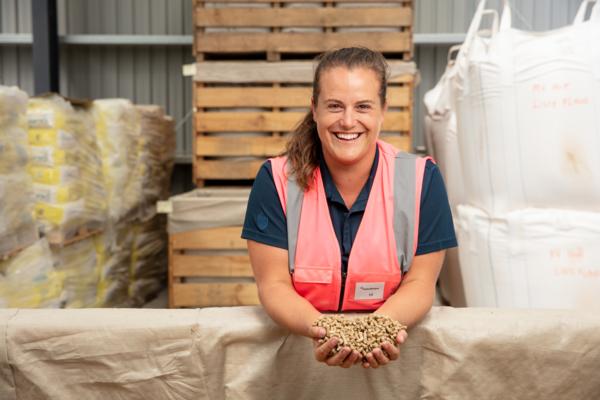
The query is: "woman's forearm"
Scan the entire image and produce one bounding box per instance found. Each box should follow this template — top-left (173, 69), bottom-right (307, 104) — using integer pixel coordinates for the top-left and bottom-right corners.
top-left (375, 279), bottom-right (435, 328)
top-left (375, 250), bottom-right (445, 328)
top-left (257, 281), bottom-right (322, 337)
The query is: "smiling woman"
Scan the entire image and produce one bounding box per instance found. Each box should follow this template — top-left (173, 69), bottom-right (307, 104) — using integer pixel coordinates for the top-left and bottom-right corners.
top-left (242, 47), bottom-right (457, 370)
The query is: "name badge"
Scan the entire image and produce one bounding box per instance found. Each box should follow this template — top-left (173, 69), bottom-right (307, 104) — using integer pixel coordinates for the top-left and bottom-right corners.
top-left (354, 282), bottom-right (384, 301)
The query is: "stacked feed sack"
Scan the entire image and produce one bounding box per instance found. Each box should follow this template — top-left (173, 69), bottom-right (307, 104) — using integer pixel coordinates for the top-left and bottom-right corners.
top-left (0, 239), bottom-right (61, 308)
top-left (94, 226), bottom-right (133, 307)
top-left (27, 95), bottom-right (107, 243)
top-left (92, 99), bottom-right (142, 223)
top-left (427, 0), bottom-right (600, 308)
top-left (127, 106), bottom-right (175, 305)
top-left (128, 215), bottom-right (168, 306)
top-left (50, 237), bottom-right (99, 308)
top-left (0, 86), bottom-right (38, 257)
top-left (134, 105), bottom-right (175, 216)
top-left (92, 100), bottom-right (141, 306)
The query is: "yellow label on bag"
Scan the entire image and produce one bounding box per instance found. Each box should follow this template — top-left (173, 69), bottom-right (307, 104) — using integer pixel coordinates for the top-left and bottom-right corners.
top-left (28, 146), bottom-right (78, 166)
top-left (28, 165), bottom-right (79, 185)
top-left (33, 183), bottom-right (82, 203)
top-left (28, 129), bottom-right (77, 149)
top-left (27, 109), bottom-right (56, 129)
top-left (34, 199), bottom-right (84, 225)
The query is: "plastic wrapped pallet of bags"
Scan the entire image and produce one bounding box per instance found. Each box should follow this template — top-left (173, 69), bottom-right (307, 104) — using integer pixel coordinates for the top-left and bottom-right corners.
top-left (27, 95), bottom-right (107, 244)
top-left (455, 204), bottom-right (600, 309)
top-left (454, 0), bottom-right (600, 215)
top-left (128, 214), bottom-right (168, 306)
top-left (0, 239), bottom-right (62, 308)
top-left (92, 99), bottom-right (142, 223)
top-left (134, 106), bottom-right (175, 218)
top-left (51, 237), bottom-right (99, 308)
top-left (0, 86), bottom-right (38, 257)
top-left (94, 225), bottom-right (133, 307)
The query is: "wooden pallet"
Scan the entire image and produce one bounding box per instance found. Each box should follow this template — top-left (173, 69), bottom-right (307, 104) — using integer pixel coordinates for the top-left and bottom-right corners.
top-left (169, 226), bottom-right (259, 308)
top-left (192, 60), bottom-right (414, 185)
top-left (191, 0), bottom-right (415, 186)
top-left (193, 0), bottom-right (413, 61)
top-left (46, 222), bottom-right (104, 247)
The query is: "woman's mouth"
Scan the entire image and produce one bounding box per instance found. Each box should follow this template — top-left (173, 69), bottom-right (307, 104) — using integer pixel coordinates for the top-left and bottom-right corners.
top-left (334, 132), bottom-right (362, 141)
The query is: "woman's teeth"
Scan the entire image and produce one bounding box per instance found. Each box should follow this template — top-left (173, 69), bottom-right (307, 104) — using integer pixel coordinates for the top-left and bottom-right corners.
top-left (334, 132), bottom-right (360, 141)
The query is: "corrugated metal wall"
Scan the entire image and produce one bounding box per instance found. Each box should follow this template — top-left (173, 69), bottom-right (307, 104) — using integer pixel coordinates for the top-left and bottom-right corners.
top-left (0, 0), bottom-right (591, 164)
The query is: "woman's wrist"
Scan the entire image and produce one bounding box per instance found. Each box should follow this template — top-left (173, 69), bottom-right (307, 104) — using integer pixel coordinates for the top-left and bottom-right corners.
top-left (305, 311), bottom-right (323, 337)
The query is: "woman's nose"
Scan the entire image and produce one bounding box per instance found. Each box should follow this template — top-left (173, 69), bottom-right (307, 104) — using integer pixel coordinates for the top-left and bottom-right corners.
top-left (340, 108), bottom-right (356, 129)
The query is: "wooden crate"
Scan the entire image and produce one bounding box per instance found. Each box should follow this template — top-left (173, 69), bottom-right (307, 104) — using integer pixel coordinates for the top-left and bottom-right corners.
top-left (169, 226), bottom-right (259, 308)
top-left (193, 0), bottom-right (414, 61)
top-left (192, 61), bottom-right (415, 185)
top-left (167, 188), bottom-right (258, 308)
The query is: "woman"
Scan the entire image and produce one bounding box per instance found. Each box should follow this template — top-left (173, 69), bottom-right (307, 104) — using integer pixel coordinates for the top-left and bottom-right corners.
top-left (242, 47), bottom-right (457, 369)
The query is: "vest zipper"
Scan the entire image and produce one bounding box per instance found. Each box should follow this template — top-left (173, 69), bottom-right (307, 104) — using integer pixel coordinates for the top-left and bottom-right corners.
top-left (337, 271), bottom-right (347, 312)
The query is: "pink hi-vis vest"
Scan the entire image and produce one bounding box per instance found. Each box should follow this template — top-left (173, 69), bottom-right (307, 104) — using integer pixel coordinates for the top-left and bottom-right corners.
top-left (270, 140), bottom-right (431, 312)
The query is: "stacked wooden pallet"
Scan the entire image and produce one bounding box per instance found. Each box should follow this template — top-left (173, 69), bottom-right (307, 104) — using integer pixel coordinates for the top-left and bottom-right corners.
top-left (169, 0), bottom-right (415, 308)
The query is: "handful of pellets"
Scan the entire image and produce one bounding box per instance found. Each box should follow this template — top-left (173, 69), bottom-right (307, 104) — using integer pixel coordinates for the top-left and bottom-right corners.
top-left (314, 314), bottom-right (407, 360)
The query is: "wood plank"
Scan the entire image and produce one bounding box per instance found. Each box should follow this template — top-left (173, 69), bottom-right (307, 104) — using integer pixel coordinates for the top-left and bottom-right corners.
top-left (195, 32), bottom-right (411, 53)
top-left (172, 282), bottom-right (260, 307)
top-left (195, 111), bottom-right (411, 132)
top-left (196, 87), bottom-right (311, 108)
top-left (172, 253), bottom-right (252, 277)
top-left (197, 136), bottom-right (288, 157)
top-left (195, 86), bottom-right (410, 108)
top-left (196, 112), bottom-right (303, 132)
top-left (194, 61), bottom-right (416, 83)
top-left (380, 135), bottom-right (412, 152)
top-left (171, 226), bottom-right (246, 250)
top-left (196, 8), bottom-right (411, 28)
top-left (196, 159), bottom-right (264, 180)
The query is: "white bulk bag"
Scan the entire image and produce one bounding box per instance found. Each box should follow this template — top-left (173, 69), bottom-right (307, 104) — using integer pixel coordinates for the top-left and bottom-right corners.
top-left (424, 46), bottom-right (468, 306)
top-left (454, 0), bottom-right (600, 215)
top-left (456, 204), bottom-right (600, 309)
top-left (424, 45), bottom-right (467, 209)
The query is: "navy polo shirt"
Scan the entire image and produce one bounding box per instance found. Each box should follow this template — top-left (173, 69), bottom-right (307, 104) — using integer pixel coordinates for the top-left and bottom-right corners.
top-left (242, 147), bottom-right (457, 273)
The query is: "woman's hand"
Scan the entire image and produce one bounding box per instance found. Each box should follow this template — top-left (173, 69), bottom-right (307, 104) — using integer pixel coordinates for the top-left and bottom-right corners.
top-left (309, 325), bottom-right (362, 368)
top-left (362, 329), bottom-right (408, 369)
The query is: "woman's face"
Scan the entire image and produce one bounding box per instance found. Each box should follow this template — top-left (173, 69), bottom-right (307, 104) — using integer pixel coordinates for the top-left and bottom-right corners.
top-left (312, 66), bottom-right (387, 168)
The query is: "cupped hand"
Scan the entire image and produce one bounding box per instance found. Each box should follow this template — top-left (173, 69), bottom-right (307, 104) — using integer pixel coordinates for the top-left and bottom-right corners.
top-left (362, 329), bottom-right (408, 369)
top-left (309, 325), bottom-right (362, 368)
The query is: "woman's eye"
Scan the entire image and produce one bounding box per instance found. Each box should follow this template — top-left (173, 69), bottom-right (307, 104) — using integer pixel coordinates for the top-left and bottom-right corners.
top-left (327, 104), bottom-right (342, 111)
top-left (357, 104), bottom-right (372, 111)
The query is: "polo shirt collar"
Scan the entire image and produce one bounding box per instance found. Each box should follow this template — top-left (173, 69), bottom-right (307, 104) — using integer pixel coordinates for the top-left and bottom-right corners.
top-left (318, 145), bottom-right (379, 212)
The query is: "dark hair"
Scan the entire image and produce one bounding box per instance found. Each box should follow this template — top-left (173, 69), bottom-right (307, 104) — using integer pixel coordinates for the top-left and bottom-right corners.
top-left (284, 47), bottom-right (389, 190)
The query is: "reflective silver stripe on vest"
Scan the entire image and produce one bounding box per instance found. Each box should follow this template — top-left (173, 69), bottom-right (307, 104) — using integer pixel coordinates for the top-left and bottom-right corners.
top-left (285, 153), bottom-right (418, 275)
top-left (394, 152), bottom-right (417, 274)
top-left (286, 173), bottom-right (303, 274)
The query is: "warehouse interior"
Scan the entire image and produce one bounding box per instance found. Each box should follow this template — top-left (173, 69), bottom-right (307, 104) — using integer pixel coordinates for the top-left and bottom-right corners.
top-left (1, 0), bottom-right (600, 398)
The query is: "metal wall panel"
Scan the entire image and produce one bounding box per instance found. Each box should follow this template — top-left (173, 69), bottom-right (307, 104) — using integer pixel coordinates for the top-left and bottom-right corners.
top-left (0, 0), bottom-right (31, 33)
top-left (53, 0), bottom-right (191, 34)
top-left (414, 0), bottom-right (583, 33)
